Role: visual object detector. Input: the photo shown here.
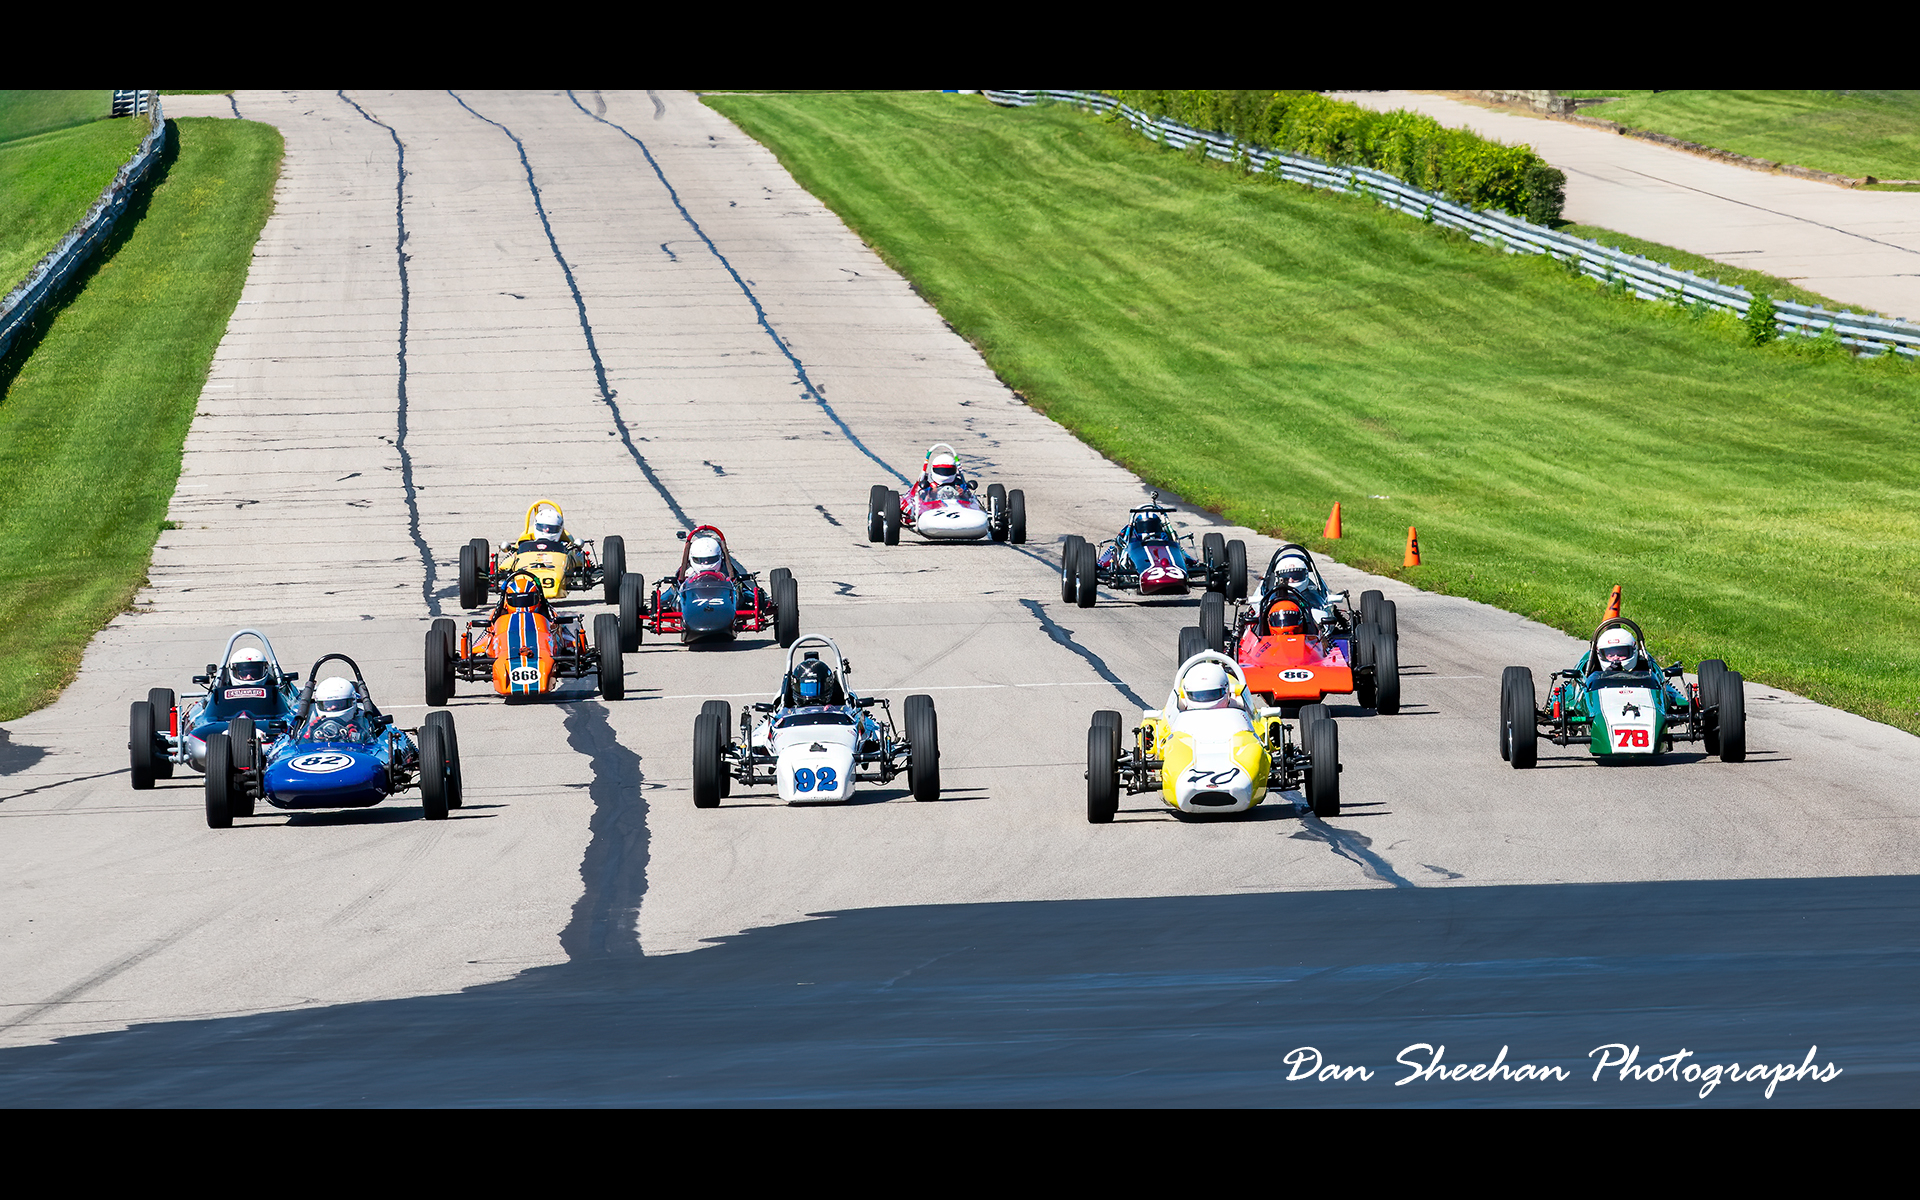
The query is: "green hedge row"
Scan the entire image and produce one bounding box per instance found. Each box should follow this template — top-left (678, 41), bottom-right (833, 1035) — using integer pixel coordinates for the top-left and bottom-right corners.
top-left (1105, 91), bottom-right (1566, 225)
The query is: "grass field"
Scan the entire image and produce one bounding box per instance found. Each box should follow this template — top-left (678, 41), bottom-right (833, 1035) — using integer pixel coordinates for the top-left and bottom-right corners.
top-left (0, 118), bottom-right (282, 721)
top-left (0, 91), bottom-right (110, 145)
top-left (1, 114), bottom-right (149, 290)
top-left (703, 92), bottom-right (1920, 735)
top-left (1555, 223), bottom-right (1859, 312)
top-left (1561, 91), bottom-right (1920, 183)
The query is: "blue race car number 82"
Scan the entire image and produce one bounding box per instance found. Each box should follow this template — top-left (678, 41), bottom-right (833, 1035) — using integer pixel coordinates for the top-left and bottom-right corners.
top-left (793, 766), bottom-right (838, 793)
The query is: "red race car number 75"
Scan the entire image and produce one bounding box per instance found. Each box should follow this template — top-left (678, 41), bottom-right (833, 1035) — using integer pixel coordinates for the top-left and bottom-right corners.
top-left (1614, 728), bottom-right (1651, 748)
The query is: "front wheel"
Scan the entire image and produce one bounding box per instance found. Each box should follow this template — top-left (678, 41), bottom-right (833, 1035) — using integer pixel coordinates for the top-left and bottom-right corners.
top-left (419, 723), bottom-right (449, 820)
top-left (459, 542), bottom-right (483, 610)
top-left (1177, 626), bottom-right (1208, 667)
top-left (204, 732), bottom-right (235, 829)
top-left (1372, 626), bottom-right (1401, 715)
top-left (620, 573), bottom-right (645, 652)
top-left (907, 694), bottom-right (940, 801)
top-left (1086, 720), bottom-right (1120, 824)
top-left (147, 688), bottom-right (176, 779)
top-left (1698, 659), bottom-right (1728, 755)
top-left (425, 624), bottom-right (453, 707)
top-left (425, 711), bottom-right (462, 809)
top-left (868, 485), bottom-right (888, 543)
top-left (600, 535), bottom-right (627, 605)
top-left (1201, 533), bottom-right (1227, 592)
top-left (228, 715), bottom-right (257, 819)
top-left (1504, 667), bottom-right (1537, 769)
top-left (1226, 539), bottom-right (1247, 600)
top-left (700, 700), bottom-right (733, 798)
top-left (1304, 715), bottom-right (1340, 817)
top-left (1716, 671), bottom-right (1747, 763)
top-left (1200, 592), bottom-right (1227, 656)
top-left (774, 575), bottom-right (799, 648)
top-left (692, 711), bottom-right (723, 808)
top-left (129, 700), bottom-right (158, 790)
top-left (1008, 489), bottom-right (1026, 544)
top-left (595, 613), bottom-right (625, 700)
top-left (986, 483), bottom-right (1007, 541)
top-left (1074, 540), bottom-right (1098, 608)
top-left (1061, 535), bottom-right (1085, 603)
top-left (882, 490), bottom-right (901, 545)
top-left (1355, 624), bottom-right (1380, 709)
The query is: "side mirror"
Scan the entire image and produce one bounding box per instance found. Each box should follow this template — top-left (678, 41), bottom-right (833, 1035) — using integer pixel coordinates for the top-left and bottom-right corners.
top-left (856, 696), bottom-right (877, 708)
top-left (377, 714), bottom-right (395, 728)
top-left (842, 659), bottom-right (853, 675)
top-left (1665, 663), bottom-right (1684, 677)
top-left (1257, 706), bottom-right (1283, 720)
top-left (284, 672), bottom-right (299, 683)
top-left (676, 529), bottom-right (688, 540)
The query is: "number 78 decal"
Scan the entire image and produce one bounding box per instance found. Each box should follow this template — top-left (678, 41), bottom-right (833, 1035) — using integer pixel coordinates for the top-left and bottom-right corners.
top-left (1614, 728), bottom-right (1651, 748)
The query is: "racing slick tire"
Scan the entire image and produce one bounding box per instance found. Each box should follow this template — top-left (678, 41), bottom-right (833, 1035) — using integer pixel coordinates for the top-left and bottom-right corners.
top-left (868, 485), bottom-right (889, 543)
top-left (419, 723), bottom-right (450, 821)
top-left (1009, 489), bottom-right (1027, 544)
top-left (1202, 533), bottom-right (1227, 592)
top-left (1499, 666), bottom-right (1528, 760)
top-left (1697, 659), bottom-right (1729, 755)
top-left (620, 573), bottom-right (645, 652)
top-left (1304, 713), bottom-right (1340, 818)
top-left (700, 701), bottom-right (733, 798)
top-left (1503, 667), bottom-right (1538, 769)
top-left (906, 694), bottom-right (941, 802)
top-left (1086, 718), bottom-right (1120, 824)
top-left (1178, 626), bottom-right (1208, 667)
top-left (425, 711), bottom-right (463, 809)
top-left (147, 688), bottom-right (176, 779)
top-left (1200, 592), bottom-right (1228, 656)
top-left (596, 613), bottom-right (625, 701)
top-left (1370, 624), bottom-right (1401, 715)
top-left (882, 490), bottom-right (901, 545)
top-left (204, 732), bottom-right (235, 829)
top-left (425, 623), bottom-right (454, 707)
top-left (987, 483), bottom-right (1007, 541)
top-left (1374, 598), bottom-right (1399, 639)
top-left (1355, 624), bottom-right (1380, 709)
top-left (601, 535), bottom-right (627, 605)
top-left (228, 716), bottom-right (257, 819)
top-left (1716, 670), bottom-right (1747, 764)
top-left (459, 542), bottom-right (484, 610)
top-left (1091, 709), bottom-right (1123, 734)
top-left (692, 711), bottom-right (724, 809)
top-left (1061, 536), bottom-right (1085, 602)
top-left (1226, 539), bottom-right (1248, 601)
top-left (1298, 702), bottom-right (1330, 760)
top-left (1074, 541), bottom-right (1098, 608)
top-left (129, 700), bottom-right (159, 790)
top-left (1361, 590), bottom-right (1384, 629)
top-left (773, 576), bottom-right (800, 648)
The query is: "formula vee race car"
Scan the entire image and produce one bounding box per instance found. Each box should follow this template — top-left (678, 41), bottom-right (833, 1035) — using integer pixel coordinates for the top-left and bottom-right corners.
top-left (457, 499), bottom-right (629, 610)
top-left (1186, 544), bottom-right (1402, 713)
top-left (426, 569), bottom-right (626, 704)
top-left (129, 629), bottom-right (301, 789)
top-left (202, 654), bottom-right (462, 828)
top-left (638, 525), bottom-right (798, 647)
top-left (867, 443), bottom-right (1025, 545)
top-left (1086, 651), bottom-right (1340, 823)
top-left (691, 635), bottom-right (939, 806)
top-left (1060, 494), bottom-right (1247, 608)
top-left (1501, 609), bottom-right (1746, 768)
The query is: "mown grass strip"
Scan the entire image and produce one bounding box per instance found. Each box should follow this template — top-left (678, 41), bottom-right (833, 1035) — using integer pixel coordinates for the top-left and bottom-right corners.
top-left (0, 118), bottom-right (281, 721)
top-left (1561, 90), bottom-right (1920, 184)
top-left (0, 115), bottom-right (149, 289)
top-left (0, 91), bottom-right (110, 145)
top-left (704, 92), bottom-right (1920, 735)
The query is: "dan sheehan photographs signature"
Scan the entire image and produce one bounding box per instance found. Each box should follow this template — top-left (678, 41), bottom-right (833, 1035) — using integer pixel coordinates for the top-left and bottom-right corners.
top-left (1279, 1044), bottom-right (1843, 1099)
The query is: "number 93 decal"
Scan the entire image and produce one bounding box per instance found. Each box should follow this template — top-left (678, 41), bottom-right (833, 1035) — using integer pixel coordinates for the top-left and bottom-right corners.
top-left (792, 766), bottom-right (839, 793)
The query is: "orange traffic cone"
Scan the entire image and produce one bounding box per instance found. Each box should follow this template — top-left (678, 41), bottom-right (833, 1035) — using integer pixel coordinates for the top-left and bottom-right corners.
top-left (1403, 526), bottom-right (1421, 567)
top-left (1324, 502), bottom-right (1342, 539)
top-left (1604, 584), bottom-right (1622, 621)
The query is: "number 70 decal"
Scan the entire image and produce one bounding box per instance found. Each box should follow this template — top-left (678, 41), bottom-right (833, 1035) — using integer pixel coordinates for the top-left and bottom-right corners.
top-left (1614, 728), bottom-right (1651, 748)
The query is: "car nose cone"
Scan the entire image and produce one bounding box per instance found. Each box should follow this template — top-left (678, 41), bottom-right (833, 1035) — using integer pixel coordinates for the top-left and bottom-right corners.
top-left (680, 583), bottom-right (738, 634)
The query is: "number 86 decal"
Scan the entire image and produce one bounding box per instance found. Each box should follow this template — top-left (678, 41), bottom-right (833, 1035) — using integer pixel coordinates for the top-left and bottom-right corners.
top-left (793, 766), bottom-right (839, 792)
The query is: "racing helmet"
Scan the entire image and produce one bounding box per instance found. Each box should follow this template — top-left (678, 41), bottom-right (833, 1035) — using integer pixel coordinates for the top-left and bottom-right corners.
top-left (504, 574), bottom-right (543, 608)
top-left (308, 676), bottom-right (359, 736)
top-left (1178, 661), bottom-right (1236, 710)
top-left (228, 647), bottom-right (269, 685)
top-left (689, 535), bottom-right (724, 573)
top-left (789, 654), bottom-right (841, 706)
top-left (1266, 598), bottom-right (1304, 634)
top-left (532, 504), bottom-right (563, 542)
top-left (927, 452), bottom-right (960, 487)
top-left (1272, 552), bottom-right (1311, 591)
top-left (1132, 510), bottom-right (1166, 538)
top-left (1596, 627), bottom-right (1638, 672)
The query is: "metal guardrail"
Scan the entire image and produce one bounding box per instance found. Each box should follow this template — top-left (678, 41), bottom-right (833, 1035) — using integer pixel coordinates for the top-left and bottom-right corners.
top-left (985, 90), bottom-right (1920, 358)
top-left (1, 91), bottom-right (166, 364)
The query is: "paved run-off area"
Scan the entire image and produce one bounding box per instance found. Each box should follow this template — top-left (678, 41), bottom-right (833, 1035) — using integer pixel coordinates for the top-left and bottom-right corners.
top-left (2, 92), bottom-right (1916, 1103)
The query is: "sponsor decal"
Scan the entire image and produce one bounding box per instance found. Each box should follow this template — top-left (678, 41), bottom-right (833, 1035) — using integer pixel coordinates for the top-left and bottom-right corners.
top-left (290, 752), bottom-right (356, 774)
top-left (223, 687), bottom-right (269, 699)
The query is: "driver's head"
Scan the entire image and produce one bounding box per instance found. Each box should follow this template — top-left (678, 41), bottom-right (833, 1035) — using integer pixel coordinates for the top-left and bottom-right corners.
top-left (1268, 599), bottom-right (1304, 634)
top-left (229, 647), bottom-right (268, 685)
top-left (1179, 661), bottom-right (1235, 710)
top-left (1596, 627), bottom-right (1637, 672)
top-left (927, 452), bottom-right (959, 487)
top-left (689, 535), bottom-right (724, 572)
top-left (1132, 510), bottom-right (1164, 537)
top-left (1272, 552), bottom-right (1310, 590)
top-left (790, 654), bottom-right (837, 705)
top-left (314, 676), bottom-right (357, 719)
top-left (504, 574), bottom-right (542, 607)
top-left (532, 504), bottom-right (563, 541)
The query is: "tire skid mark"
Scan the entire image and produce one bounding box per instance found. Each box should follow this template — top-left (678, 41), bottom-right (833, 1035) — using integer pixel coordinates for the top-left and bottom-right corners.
top-left (1019, 599), bottom-right (1150, 711)
top-left (0, 915), bottom-right (205, 1036)
top-left (338, 91), bottom-right (441, 617)
top-left (558, 703), bottom-right (648, 961)
top-left (326, 823), bottom-right (450, 927)
top-left (449, 91), bottom-right (693, 529)
top-left (1292, 818), bottom-right (1415, 889)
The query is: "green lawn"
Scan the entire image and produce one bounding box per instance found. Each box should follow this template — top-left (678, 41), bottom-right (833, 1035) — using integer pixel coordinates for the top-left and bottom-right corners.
top-left (1, 115), bottom-right (150, 291)
top-left (1561, 91), bottom-right (1920, 183)
top-left (0, 91), bottom-right (110, 144)
top-left (0, 118), bottom-right (282, 721)
top-left (703, 92), bottom-right (1920, 735)
top-left (1555, 223), bottom-right (1861, 313)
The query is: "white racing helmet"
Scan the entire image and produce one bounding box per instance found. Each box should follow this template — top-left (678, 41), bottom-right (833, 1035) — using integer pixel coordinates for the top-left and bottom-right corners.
top-left (1596, 627), bottom-right (1637, 672)
top-left (927, 451), bottom-right (960, 487)
top-left (314, 676), bottom-right (358, 716)
top-left (229, 647), bottom-right (269, 685)
top-left (532, 504), bottom-right (564, 541)
top-left (1272, 552), bottom-right (1311, 590)
top-left (1178, 661), bottom-right (1237, 710)
top-left (689, 535), bottom-right (724, 573)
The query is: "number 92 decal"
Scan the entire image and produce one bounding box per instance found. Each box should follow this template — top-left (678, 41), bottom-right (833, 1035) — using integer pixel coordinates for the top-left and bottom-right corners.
top-left (792, 766), bottom-right (839, 793)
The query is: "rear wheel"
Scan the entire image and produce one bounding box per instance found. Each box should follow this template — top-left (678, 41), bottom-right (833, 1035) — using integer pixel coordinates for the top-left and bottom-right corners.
top-left (204, 733), bottom-right (234, 829)
top-left (1226, 539), bottom-right (1247, 601)
top-left (425, 712), bottom-right (462, 809)
top-left (868, 485), bottom-right (888, 543)
top-left (1697, 659), bottom-right (1728, 754)
top-left (425, 624), bottom-right (453, 707)
top-left (1202, 533), bottom-right (1227, 592)
top-left (620, 573), bottom-right (645, 652)
top-left (459, 543), bottom-right (483, 609)
top-left (129, 701), bottom-right (157, 790)
top-left (1504, 667), bottom-right (1537, 769)
top-left (228, 716), bottom-right (257, 818)
top-left (986, 483), bottom-right (1007, 541)
top-left (1008, 489), bottom-right (1027, 543)
top-left (1091, 709), bottom-right (1123, 734)
top-left (1360, 590), bottom-right (1384, 628)
top-left (1499, 665), bottom-right (1527, 761)
top-left (774, 576), bottom-right (800, 648)
top-left (692, 711), bottom-right (723, 808)
top-left (1717, 671), bottom-right (1747, 763)
top-left (1374, 598), bottom-right (1398, 639)
top-left (1200, 592), bottom-right (1227, 656)
top-left (1074, 541), bottom-right (1097, 608)
top-left (419, 724), bottom-right (449, 820)
top-left (1298, 702), bottom-right (1330, 755)
top-left (1371, 625), bottom-right (1401, 715)
top-left (1086, 720), bottom-right (1120, 824)
top-left (147, 688), bottom-right (176, 779)
top-left (1178, 626), bottom-right (1207, 666)
top-left (595, 613), bottom-right (625, 700)
top-left (1355, 624), bottom-right (1380, 709)
top-left (1060, 535), bottom-right (1085, 602)
top-left (1305, 716), bottom-right (1340, 817)
top-left (882, 490), bottom-right (901, 545)
top-left (907, 695), bottom-right (940, 801)
top-left (700, 701), bottom-right (733, 798)
top-left (600, 536), bottom-right (626, 605)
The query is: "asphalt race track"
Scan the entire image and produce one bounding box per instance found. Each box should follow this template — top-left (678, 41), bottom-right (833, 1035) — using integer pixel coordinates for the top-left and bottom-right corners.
top-left (3, 91), bottom-right (1917, 1106)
